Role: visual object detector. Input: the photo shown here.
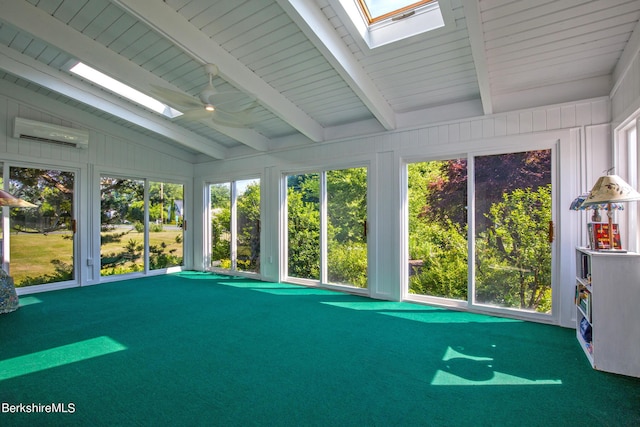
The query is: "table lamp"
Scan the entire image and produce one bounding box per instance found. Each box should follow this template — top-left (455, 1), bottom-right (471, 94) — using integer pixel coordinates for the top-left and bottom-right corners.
top-left (569, 192), bottom-right (623, 222)
top-left (581, 174), bottom-right (640, 251)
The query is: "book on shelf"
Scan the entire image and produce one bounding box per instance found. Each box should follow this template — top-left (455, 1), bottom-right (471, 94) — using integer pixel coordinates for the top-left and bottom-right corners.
top-left (580, 252), bottom-right (590, 280)
top-left (576, 284), bottom-right (592, 322)
top-left (587, 222), bottom-right (622, 250)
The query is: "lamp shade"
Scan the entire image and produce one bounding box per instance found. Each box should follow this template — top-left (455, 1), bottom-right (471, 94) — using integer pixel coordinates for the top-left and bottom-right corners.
top-left (0, 189), bottom-right (36, 208)
top-left (570, 192), bottom-right (623, 211)
top-left (582, 175), bottom-right (640, 205)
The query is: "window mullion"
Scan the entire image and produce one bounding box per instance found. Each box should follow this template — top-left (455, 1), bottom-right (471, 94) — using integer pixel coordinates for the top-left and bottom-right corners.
top-left (320, 171), bottom-right (328, 284)
top-left (144, 179), bottom-right (150, 274)
top-left (231, 181), bottom-right (238, 271)
top-left (467, 155), bottom-right (475, 307)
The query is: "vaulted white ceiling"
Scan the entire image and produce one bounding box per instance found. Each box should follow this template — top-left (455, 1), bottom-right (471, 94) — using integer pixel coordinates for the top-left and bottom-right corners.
top-left (0, 0), bottom-right (639, 161)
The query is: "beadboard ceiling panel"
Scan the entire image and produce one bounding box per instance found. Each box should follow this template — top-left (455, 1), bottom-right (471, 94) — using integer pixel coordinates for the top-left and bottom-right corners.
top-left (1, 0), bottom-right (639, 159)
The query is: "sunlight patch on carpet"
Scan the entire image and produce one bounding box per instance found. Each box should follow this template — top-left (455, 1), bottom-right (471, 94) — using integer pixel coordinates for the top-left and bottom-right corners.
top-left (18, 296), bottom-right (43, 307)
top-left (256, 288), bottom-right (337, 295)
top-left (0, 336), bottom-right (127, 381)
top-left (321, 301), bottom-right (521, 323)
top-left (431, 346), bottom-right (561, 386)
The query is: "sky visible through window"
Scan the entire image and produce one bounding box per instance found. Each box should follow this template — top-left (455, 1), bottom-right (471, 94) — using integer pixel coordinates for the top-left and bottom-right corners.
top-left (359, 0), bottom-right (433, 21)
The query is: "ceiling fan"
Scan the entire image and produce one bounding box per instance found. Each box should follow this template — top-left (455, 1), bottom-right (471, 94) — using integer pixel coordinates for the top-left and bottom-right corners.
top-left (151, 64), bottom-right (258, 128)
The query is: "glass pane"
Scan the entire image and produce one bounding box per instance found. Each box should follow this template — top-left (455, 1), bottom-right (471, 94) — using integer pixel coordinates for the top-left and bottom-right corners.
top-left (474, 150), bottom-right (552, 313)
top-left (287, 174), bottom-right (320, 280)
top-left (360, 0), bottom-right (433, 21)
top-left (236, 179), bottom-right (260, 273)
top-left (9, 167), bottom-right (75, 287)
top-left (408, 160), bottom-right (468, 300)
top-left (326, 167), bottom-right (368, 288)
top-left (149, 181), bottom-right (184, 270)
top-left (210, 183), bottom-right (231, 269)
top-left (100, 176), bottom-right (144, 276)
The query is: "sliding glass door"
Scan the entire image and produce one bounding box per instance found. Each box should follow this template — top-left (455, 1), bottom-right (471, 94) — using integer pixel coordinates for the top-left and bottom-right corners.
top-left (100, 176), bottom-right (144, 276)
top-left (149, 181), bottom-right (184, 270)
top-left (473, 150), bottom-right (552, 313)
top-left (5, 166), bottom-right (75, 287)
top-left (286, 167), bottom-right (368, 289)
top-left (407, 159), bottom-right (468, 301)
top-left (209, 178), bottom-right (261, 273)
top-left (326, 167), bottom-right (368, 287)
top-left (100, 176), bottom-right (184, 277)
top-left (235, 179), bottom-right (261, 273)
top-left (406, 149), bottom-right (554, 317)
top-left (287, 173), bottom-right (320, 280)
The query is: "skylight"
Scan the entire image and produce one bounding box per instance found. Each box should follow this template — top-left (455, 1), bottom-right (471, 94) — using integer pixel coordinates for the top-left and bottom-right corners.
top-left (357, 0), bottom-right (436, 24)
top-left (70, 62), bottom-right (182, 119)
top-left (334, 0), bottom-right (451, 49)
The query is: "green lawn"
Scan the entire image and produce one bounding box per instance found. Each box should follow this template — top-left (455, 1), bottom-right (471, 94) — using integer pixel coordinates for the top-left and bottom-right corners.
top-left (8, 229), bottom-right (183, 286)
top-left (9, 232), bottom-right (74, 286)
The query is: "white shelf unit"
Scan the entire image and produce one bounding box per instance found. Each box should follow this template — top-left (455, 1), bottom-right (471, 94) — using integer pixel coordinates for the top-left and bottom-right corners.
top-left (575, 248), bottom-right (640, 378)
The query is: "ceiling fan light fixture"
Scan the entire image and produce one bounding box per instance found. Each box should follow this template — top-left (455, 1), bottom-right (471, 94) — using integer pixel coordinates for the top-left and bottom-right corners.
top-left (205, 103), bottom-right (215, 112)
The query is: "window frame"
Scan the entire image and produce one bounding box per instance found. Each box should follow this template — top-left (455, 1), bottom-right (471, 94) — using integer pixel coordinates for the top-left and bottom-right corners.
top-left (614, 115), bottom-right (640, 253)
top-left (207, 177), bottom-right (262, 276)
top-left (282, 164), bottom-right (370, 293)
top-left (402, 142), bottom-right (559, 323)
top-left (329, 0), bottom-right (452, 50)
top-left (356, 0), bottom-right (437, 24)
top-left (2, 162), bottom-right (80, 293)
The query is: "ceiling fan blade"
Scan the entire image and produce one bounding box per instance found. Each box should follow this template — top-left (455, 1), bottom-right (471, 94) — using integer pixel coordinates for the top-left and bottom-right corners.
top-left (179, 109), bottom-right (213, 121)
top-left (209, 105), bottom-right (257, 128)
top-left (177, 106), bottom-right (255, 128)
top-left (210, 115), bottom-right (251, 128)
top-left (206, 92), bottom-right (255, 113)
top-left (150, 85), bottom-right (202, 109)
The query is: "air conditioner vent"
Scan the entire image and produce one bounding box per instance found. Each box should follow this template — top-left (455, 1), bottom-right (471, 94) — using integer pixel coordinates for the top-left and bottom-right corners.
top-left (13, 117), bottom-right (89, 149)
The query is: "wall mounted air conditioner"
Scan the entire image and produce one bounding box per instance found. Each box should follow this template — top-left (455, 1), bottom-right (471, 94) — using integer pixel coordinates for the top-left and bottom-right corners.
top-left (13, 117), bottom-right (89, 149)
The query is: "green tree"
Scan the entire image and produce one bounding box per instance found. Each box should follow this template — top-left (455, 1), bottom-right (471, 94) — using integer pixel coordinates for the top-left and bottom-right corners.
top-left (475, 184), bottom-right (552, 312)
top-left (287, 180), bottom-right (320, 280)
top-left (326, 167), bottom-right (368, 287)
top-left (149, 182), bottom-right (184, 224)
top-left (211, 184), bottom-right (231, 263)
top-left (327, 167), bottom-right (367, 244)
top-left (237, 182), bottom-right (261, 271)
top-left (408, 161), bottom-right (468, 298)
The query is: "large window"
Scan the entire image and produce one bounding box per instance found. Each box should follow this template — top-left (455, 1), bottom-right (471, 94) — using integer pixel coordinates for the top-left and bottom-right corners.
top-left (406, 149), bottom-right (553, 316)
top-left (149, 181), bottom-right (184, 270)
top-left (209, 178), bottom-right (260, 274)
top-left (473, 151), bottom-right (552, 313)
top-left (287, 173), bottom-right (320, 280)
top-left (100, 176), bottom-right (184, 276)
top-left (408, 159), bottom-right (467, 301)
top-left (3, 166), bottom-right (75, 287)
top-left (100, 176), bottom-right (145, 276)
top-left (286, 167), bottom-right (368, 289)
top-left (615, 119), bottom-right (639, 252)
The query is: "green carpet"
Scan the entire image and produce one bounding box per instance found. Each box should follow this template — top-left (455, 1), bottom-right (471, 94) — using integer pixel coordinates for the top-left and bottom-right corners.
top-left (1, 272), bottom-right (639, 426)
